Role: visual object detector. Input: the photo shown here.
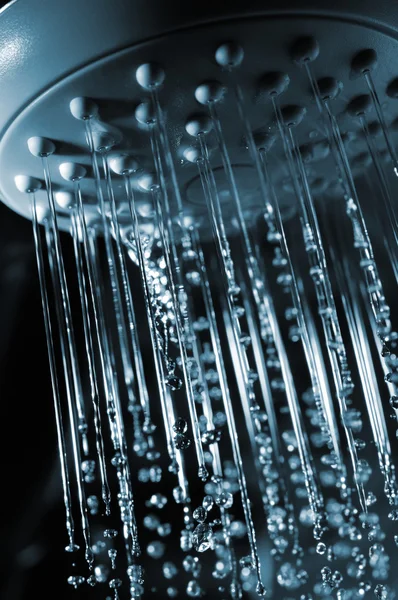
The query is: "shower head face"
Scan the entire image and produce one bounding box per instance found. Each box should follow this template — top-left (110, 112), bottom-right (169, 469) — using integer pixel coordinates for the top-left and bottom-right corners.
top-left (1, 3), bottom-right (398, 234)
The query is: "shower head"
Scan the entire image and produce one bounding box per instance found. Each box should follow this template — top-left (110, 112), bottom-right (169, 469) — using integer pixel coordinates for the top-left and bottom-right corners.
top-left (2, 1), bottom-right (398, 598)
top-left (1, 0), bottom-right (398, 232)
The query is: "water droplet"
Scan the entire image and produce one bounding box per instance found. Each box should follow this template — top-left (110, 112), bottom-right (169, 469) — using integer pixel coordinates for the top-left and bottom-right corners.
top-left (163, 561), bottom-right (178, 579)
top-left (81, 459), bottom-right (96, 483)
top-left (127, 564), bottom-right (144, 584)
top-left (173, 486), bottom-right (185, 504)
top-left (173, 417), bottom-right (188, 433)
top-left (67, 575), bottom-right (85, 589)
top-left (146, 493), bottom-right (168, 509)
top-left (187, 580), bottom-right (202, 597)
top-left (239, 555), bottom-right (253, 569)
top-left (256, 581), bottom-right (267, 596)
top-left (230, 520), bottom-right (247, 538)
top-left (186, 271), bottom-right (201, 286)
top-left (202, 428), bottom-right (222, 444)
top-left (193, 506), bottom-right (207, 522)
top-left (366, 492), bottom-right (377, 506)
top-left (183, 554), bottom-right (200, 575)
top-left (316, 542), bottom-right (327, 555)
top-left (390, 396), bottom-right (398, 409)
top-left (158, 523), bottom-right (172, 537)
top-left (143, 514), bottom-right (161, 531)
top-left (147, 540), bottom-right (165, 558)
top-left (87, 495), bottom-right (99, 515)
top-left (215, 492), bottom-right (233, 509)
top-left (108, 548), bottom-right (117, 569)
top-left (198, 465), bottom-right (209, 481)
top-left (166, 374), bottom-right (183, 391)
top-left (202, 495), bottom-right (214, 511)
top-left (148, 465), bottom-right (162, 482)
top-left (104, 529), bottom-right (118, 539)
top-left (174, 433), bottom-right (191, 450)
top-left (95, 564), bottom-right (109, 583)
top-left (192, 523), bottom-right (213, 552)
top-left (374, 584), bottom-right (388, 600)
top-left (228, 283), bottom-right (241, 297)
top-left (354, 438), bottom-right (366, 450)
top-left (87, 574), bottom-right (97, 586)
top-left (92, 541), bottom-right (106, 555)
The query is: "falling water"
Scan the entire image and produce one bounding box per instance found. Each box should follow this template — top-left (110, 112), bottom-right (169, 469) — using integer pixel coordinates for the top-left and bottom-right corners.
top-left (31, 193), bottom-right (78, 554)
top-left (70, 202), bottom-right (112, 515)
top-left (17, 36), bottom-right (398, 600)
